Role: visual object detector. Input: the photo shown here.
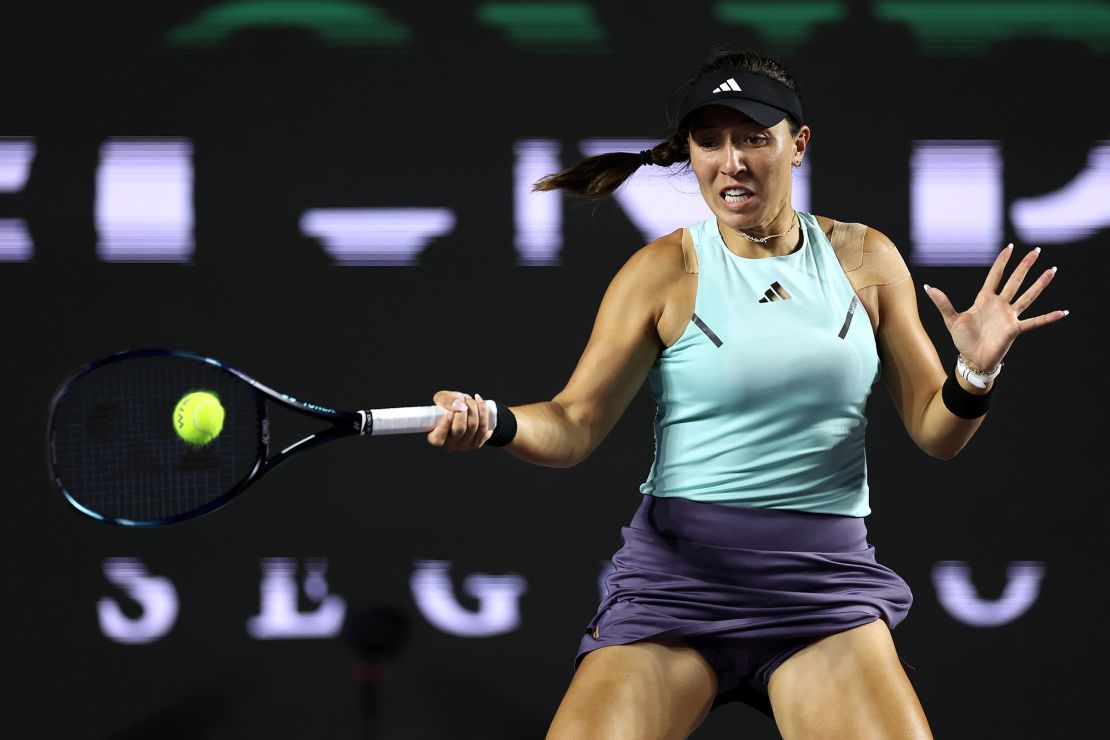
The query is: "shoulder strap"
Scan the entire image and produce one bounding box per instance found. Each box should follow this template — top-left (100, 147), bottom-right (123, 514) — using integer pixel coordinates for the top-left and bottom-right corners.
top-left (680, 227), bottom-right (699, 274)
top-left (827, 220), bottom-right (866, 273)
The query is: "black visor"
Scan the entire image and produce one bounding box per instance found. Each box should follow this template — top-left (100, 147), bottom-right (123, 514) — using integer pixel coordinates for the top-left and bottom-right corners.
top-left (677, 71), bottom-right (803, 130)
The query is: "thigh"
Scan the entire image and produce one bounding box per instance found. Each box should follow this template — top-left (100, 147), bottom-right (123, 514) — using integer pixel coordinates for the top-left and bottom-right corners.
top-left (767, 620), bottom-right (933, 740)
top-left (546, 639), bottom-right (718, 740)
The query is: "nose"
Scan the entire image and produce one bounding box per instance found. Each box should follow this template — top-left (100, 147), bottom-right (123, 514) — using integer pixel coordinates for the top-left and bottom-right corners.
top-left (721, 140), bottom-right (745, 176)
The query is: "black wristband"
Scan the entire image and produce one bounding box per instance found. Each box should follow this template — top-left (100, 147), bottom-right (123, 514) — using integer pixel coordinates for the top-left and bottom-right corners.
top-left (941, 369), bottom-right (994, 419)
top-left (486, 403), bottom-right (518, 447)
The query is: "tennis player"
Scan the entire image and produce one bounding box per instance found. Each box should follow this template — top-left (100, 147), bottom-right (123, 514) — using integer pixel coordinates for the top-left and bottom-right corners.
top-left (427, 48), bottom-right (1066, 739)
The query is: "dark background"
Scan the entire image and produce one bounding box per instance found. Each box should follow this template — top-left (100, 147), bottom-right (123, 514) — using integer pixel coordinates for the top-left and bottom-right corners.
top-left (2, 1), bottom-right (1106, 737)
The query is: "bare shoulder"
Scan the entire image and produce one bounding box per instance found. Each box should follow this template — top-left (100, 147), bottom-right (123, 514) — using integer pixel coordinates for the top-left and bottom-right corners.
top-left (860, 224), bottom-right (911, 286)
top-left (636, 228), bottom-right (688, 274)
top-left (615, 228), bottom-right (689, 298)
top-left (814, 215), bottom-right (910, 287)
top-left (860, 223), bottom-right (900, 256)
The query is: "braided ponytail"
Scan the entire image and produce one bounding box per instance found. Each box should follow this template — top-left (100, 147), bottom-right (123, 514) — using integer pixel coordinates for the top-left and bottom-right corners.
top-left (532, 132), bottom-right (689, 198)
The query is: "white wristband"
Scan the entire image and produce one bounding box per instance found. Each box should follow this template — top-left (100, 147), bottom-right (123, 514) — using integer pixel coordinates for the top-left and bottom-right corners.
top-left (956, 354), bottom-right (1002, 389)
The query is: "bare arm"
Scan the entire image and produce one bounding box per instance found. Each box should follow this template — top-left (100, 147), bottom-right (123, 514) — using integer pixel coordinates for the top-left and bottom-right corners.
top-left (874, 228), bottom-right (1063, 459)
top-left (428, 234), bottom-right (683, 468)
top-left (875, 258), bottom-right (988, 460)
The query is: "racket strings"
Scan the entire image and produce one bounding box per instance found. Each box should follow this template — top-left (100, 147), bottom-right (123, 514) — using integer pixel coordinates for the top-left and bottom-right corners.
top-left (51, 356), bottom-right (263, 523)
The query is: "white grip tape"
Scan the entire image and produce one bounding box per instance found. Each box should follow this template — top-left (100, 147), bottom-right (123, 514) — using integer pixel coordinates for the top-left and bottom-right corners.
top-left (368, 401), bottom-right (498, 436)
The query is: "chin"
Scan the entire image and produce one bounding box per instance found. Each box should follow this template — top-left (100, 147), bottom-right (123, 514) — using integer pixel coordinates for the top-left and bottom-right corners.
top-left (716, 209), bottom-right (764, 230)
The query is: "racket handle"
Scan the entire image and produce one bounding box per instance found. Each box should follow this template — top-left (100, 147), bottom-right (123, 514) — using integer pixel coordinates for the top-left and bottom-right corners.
top-left (366, 401), bottom-right (499, 436)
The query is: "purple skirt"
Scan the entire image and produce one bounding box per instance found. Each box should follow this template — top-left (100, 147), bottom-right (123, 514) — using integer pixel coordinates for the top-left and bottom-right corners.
top-left (576, 494), bottom-right (915, 717)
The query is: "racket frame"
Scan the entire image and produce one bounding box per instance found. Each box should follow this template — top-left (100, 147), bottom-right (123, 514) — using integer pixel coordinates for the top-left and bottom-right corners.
top-left (47, 348), bottom-right (366, 527)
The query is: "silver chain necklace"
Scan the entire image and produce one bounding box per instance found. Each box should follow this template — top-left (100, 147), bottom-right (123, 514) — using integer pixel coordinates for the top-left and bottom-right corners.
top-left (735, 210), bottom-right (798, 244)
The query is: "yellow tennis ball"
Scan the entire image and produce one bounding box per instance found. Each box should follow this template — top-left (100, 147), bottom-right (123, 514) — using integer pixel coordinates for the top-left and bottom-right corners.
top-left (173, 391), bottom-right (225, 446)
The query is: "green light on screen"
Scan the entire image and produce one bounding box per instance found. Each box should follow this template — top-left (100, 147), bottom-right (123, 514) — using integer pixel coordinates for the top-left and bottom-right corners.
top-left (168, 0), bottom-right (412, 47)
top-left (477, 2), bottom-right (609, 52)
top-left (713, 1), bottom-right (845, 49)
top-left (713, 1), bottom-right (1110, 56)
top-left (874, 1), bottom-right (1110, 56)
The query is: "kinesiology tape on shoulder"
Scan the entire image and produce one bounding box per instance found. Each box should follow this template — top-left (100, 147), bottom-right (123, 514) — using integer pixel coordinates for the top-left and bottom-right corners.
top-left (829, 220), bottom-right (911, 290)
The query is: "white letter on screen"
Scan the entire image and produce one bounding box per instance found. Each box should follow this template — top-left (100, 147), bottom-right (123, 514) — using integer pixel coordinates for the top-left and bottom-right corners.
top-left (932, 560), bottom-right (1045, 627)
top-left (246, 558), bottom-right (346, 639)
top-left (514, 139), bottom-right (562, 265)
top-left (300, 208), bottom-right (455, 265)
top-left (0, 138), bottom-right (36, 261)
top-left (98, 558), bottom-right (179, 644)
top-left (410, 560), bottom-right (528, 637)
top-left (96, 138), bottom-right (195, 262)
top-left (911, 141), bottom-right (1003, 266)
top-left (1011, 142), bottom-right (1110, 244)
top-left (576, 139), bottom-right (810, 242)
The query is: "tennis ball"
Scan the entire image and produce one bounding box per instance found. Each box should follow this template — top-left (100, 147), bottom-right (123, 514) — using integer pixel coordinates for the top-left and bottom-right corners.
top-left (173, 391), bottom-right (225, 446)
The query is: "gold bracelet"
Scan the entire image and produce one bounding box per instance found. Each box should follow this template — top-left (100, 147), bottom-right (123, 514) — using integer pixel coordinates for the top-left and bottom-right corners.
top-left (958, 353), bottom-right (1001, 376)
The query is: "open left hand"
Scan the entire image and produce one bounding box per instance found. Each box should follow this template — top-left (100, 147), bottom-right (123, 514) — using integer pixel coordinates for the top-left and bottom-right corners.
top-left (922, 243), bottom-right (1068, 371)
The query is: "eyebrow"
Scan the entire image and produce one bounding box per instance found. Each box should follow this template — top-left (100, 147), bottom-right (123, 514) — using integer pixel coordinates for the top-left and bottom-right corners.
top-left (690, 123), bottom-right (766, 135)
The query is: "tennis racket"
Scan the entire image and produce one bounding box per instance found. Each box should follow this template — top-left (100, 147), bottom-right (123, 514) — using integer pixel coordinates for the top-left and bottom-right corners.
top-left (46, 348), bottom-right (498, 527)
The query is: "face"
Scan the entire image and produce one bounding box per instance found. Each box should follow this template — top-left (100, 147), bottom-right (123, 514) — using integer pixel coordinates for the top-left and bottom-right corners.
top-left (687, 106), bottom-right (810, 231)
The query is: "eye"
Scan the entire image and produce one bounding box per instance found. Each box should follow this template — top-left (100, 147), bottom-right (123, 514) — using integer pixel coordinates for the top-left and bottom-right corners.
top-left (746, 134), bottom-right (769, 145)
top-left (696, 137), bottom-right (718, 149)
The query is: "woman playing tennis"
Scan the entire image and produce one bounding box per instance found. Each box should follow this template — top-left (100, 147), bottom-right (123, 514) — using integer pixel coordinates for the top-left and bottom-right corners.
top-left (426, 48), bottom-right (1066, 739)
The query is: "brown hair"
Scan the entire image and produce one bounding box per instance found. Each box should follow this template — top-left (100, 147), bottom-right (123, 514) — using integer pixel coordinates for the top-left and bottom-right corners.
top-left (533, 48), bottom-right (803, 198)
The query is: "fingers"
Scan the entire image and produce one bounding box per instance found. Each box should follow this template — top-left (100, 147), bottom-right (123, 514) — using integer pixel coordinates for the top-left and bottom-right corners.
top-left (425, 395), bottom-right (457, 447)
top-left (426, 391), bottom-right (490, 451)
top-left (444, 393), bottom-right (470, 447)
top-left (475, 393), bottom-right (492, 444)
top-left (1018, 308), bottom-right (1070, 334)
top-left (999, 246), bottom-right (1042, 302)
top-left (1011, 264), bottom-right (1057, 315)
top-left (983, 243), bottom-right (1013, 295)
top-left (922, 283), bottom-right (959, 329)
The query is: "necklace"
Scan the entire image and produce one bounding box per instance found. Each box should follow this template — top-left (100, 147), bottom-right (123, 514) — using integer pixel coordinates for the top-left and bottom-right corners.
top-left (735, 210), bottom-right (798, 244)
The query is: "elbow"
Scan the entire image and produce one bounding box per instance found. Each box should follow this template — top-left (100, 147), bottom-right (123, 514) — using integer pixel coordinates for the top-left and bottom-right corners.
top-left (554, 452), bottom-right (587, 469)
top-left (912, 426), bottom-right (964, 460)
top-left (542, 443), bottom-right (593, 470)
top-left (921, 440), bottom-right (964, 461)
top-left (551, 398), bottom-right (601, 469)
top-left (559, 432), bottom-right (599, 469)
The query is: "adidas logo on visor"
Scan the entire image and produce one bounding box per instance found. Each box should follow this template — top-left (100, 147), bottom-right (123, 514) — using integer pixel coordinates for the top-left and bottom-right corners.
top-left (712, 78), bottom-right (742, 94)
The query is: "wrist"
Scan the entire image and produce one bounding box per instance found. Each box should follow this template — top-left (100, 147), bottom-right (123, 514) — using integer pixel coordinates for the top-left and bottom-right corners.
top-left (941, 366), bottom-right (995, 419)
top-left (485, 402), bottom-right (518, 447)
top-left (954, 365), bottom-right (992, 395)
top-left (956, 353), bottom-right (1002, 390)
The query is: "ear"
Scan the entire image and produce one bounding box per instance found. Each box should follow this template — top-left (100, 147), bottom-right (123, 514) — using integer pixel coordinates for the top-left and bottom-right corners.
top-left (792, 124), bottom-right (811, 167)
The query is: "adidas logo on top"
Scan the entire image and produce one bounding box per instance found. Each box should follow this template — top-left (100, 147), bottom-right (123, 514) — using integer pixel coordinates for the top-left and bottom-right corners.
top-left (757, 281), bottom-right (792, 303)
top-left (712, 78), bottom-right (742, 94)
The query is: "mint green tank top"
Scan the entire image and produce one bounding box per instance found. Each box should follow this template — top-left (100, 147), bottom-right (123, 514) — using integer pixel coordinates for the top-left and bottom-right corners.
top-left (639, 212), bottom-right (879, 517)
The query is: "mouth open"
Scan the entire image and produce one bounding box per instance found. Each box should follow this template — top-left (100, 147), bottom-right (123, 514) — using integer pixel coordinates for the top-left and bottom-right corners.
top-left (720, 186), bottom-right (754, 208)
